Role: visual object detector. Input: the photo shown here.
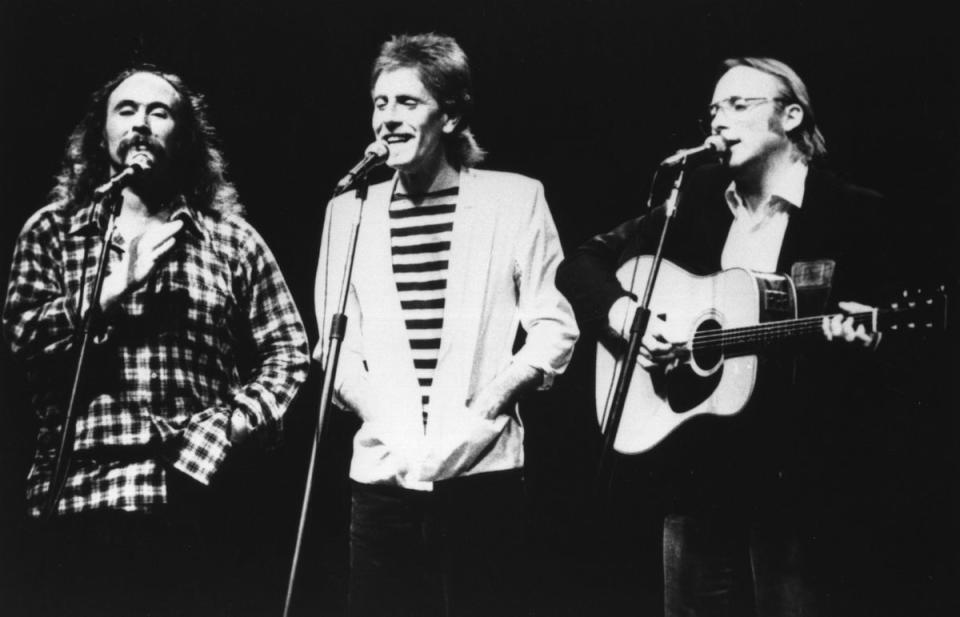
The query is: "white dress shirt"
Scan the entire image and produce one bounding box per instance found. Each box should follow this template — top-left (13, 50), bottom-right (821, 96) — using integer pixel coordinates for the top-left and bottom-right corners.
top-left (721, 160), bottom-right (808, 272)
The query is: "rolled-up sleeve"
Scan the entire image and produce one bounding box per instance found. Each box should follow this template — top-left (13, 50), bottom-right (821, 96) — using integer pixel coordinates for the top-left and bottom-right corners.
top-left (511, 181), bottom-right (579, 389)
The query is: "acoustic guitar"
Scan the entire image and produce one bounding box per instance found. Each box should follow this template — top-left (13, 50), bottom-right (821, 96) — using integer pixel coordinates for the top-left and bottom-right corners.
top-left (596, 256), bottom-right (947, 454)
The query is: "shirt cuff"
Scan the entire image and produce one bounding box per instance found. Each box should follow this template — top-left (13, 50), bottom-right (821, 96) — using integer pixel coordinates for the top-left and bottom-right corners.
top-left (170, 407), bottom-right (232, 485)
top-left (513, 355), bottom-right (554, 390)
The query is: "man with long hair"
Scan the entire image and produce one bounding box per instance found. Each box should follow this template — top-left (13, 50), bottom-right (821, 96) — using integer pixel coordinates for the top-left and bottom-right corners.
top-left (314, 33), bottom-right (578, 616)
top-left (3, 66), bottom-right (310, 616)
top-left (557, 57), bottom-right (889, 616)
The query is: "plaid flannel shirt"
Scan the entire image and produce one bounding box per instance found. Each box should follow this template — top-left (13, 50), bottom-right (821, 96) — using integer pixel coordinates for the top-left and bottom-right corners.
top-left (3, 197), bottom-right (310, 516)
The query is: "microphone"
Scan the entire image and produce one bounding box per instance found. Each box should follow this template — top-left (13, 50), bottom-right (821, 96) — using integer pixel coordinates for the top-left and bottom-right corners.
top-left (334, 141), bottom-right (390, 196)
top-left (659, 136), bottom-right (732, 168)
top-left (93, 152), bottom-right (153, 199)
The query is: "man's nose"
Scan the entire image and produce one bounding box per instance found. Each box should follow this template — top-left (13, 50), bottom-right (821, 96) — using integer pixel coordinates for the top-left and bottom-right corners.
top-left (131, 109), bottom-right (151, 133)
top-left (378, 102), bottom-right (403, 125)
top-left (710, 112), bottom-right (728, 135)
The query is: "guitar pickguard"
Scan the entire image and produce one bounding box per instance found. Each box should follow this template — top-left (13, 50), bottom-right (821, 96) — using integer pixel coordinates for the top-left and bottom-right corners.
top-left (653, 363), bottom-right (723, 414)
top-left (598, 257), bottom-right (775, 454)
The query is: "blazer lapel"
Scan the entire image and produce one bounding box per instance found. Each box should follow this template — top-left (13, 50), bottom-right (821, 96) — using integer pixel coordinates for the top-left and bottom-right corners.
top-left (777, 166), bottom-right (831, 273)
top-left (433, 169), bottom-right (492, 408)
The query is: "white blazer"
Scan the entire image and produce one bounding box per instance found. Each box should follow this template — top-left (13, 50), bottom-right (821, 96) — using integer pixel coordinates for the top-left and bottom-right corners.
top-left (314, 168), bottom-right (578, 490)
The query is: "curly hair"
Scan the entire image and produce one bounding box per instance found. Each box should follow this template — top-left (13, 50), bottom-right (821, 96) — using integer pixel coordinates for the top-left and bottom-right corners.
top-left (372, 33), bottom-right (486, 168)
top-left (49, 65), bottom-right (243, 217)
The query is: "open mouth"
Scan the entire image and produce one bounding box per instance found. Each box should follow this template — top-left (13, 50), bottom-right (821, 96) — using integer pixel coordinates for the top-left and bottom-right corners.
top-left (383, 134), bottom-right (413, 145)
top-left (717, 138), bottom-right (741, 157)
top-left (120, 137), bottom-right (160, 160)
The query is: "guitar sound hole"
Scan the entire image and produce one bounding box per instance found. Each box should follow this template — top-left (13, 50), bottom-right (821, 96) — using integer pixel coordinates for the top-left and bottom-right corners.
top-left (691, 318), bottom-right (723, 373)
top-left (653, 318), bottom-right (725, 415)
top-left (661, 360), bottom-right (722, 415)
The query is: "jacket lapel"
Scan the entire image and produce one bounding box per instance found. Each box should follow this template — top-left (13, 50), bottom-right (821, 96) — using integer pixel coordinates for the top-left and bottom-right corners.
top-left (777, 166), bottom-right (832, 273)
top-left (432, 168), bottom-right (492, 411)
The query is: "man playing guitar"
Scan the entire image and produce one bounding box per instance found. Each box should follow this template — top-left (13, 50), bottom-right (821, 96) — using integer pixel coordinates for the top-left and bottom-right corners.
top-left (556, 57), bottom-right (896, 616)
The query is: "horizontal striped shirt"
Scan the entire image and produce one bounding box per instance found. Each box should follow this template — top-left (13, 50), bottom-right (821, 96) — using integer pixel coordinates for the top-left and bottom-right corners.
top-left (389, 186), bottom-right (458, 428)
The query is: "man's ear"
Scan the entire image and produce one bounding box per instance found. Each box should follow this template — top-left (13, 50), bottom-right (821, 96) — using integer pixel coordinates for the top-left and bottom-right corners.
top-left (781, 102), bottom-right (804, 133)
top-left (442, 113), bottom-right (461, 135)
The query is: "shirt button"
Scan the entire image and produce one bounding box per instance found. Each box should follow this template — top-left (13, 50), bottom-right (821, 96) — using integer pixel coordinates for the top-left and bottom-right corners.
top-left (151, 372), bottom-right (159, 379)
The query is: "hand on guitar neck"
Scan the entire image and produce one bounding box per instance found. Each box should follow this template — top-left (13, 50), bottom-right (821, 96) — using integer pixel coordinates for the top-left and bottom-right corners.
top-left (823, 301), bottom-right (882, 349)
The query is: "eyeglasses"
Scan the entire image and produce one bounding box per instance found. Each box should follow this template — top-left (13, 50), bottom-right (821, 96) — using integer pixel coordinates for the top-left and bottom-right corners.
top-left (699, 96), bottom-right (786, 135)
top-left (709, 96), bottom-right (784, 118)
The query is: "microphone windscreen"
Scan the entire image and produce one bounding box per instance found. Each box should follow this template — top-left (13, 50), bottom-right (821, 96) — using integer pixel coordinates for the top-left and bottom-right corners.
top-left (127, 151), bottom-right (155, 171)
top-left (365, 140), bottom-right (390, 160)
top-left (705, 135), bottom-right (729, 154)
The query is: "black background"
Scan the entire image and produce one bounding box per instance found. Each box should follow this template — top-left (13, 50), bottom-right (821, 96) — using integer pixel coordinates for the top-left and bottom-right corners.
top-left (1, 1), bottom-right (957, 615)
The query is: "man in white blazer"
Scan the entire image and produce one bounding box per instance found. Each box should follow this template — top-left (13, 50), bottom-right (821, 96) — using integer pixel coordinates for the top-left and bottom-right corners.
top-left (314, 33), bottom-right (578, 617)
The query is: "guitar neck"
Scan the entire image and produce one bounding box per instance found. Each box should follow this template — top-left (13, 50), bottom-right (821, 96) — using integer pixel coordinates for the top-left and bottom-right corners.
top-left (693, 311), bottom-right (876, 357)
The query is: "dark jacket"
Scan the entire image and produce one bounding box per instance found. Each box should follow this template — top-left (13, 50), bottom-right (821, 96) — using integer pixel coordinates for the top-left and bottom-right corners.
top-left (557, 164), bottom-right (890, 338)
top-left (556, 164), bottom-right (892, 512)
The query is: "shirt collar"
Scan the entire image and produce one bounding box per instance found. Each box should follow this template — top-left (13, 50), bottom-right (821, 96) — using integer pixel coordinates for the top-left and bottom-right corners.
top-left (66, 200), bottom-right (108, 236)
top-left (168, 198), bottom-right (207, 241)
top-left (65, 195), bottom-right (206, 241)
top-left (724, 159), bottom-right (809, 216)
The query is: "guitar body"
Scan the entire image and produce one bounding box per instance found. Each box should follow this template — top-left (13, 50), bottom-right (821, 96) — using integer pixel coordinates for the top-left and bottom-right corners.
top-left (596, 256), bottom-right (797, 454)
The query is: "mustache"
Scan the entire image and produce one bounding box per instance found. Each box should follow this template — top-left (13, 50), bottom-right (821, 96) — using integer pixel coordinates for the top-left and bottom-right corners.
top-left (117, 135), bottom-right (165, 162)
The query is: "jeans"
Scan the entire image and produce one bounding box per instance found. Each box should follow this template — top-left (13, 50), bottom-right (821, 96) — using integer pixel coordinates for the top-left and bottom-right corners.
top-left (663, 512), bottom-right (815, 617)
top-left (348, 469), bottom-right (528, 617)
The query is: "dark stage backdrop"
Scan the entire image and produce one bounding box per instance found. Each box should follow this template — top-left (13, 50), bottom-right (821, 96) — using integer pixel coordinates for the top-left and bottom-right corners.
top-left (1, 1), bottom-right (957, 616)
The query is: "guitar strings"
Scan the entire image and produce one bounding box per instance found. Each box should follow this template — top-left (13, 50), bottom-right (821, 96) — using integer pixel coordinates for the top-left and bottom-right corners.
top-left (691, 313), bottom-right (874, 350)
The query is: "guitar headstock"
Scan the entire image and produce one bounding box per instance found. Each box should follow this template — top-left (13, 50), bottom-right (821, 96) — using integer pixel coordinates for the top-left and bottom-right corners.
top-left (880, 285), bottom-right (948, 333)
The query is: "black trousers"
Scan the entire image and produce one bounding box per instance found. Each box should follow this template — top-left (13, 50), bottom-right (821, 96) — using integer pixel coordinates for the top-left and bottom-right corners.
top-left (348, 469), bottom-right (529, 617)
top-left (663, 511), bottom-right (815, 617)
top-left (25, 471), bottom-right (222, 617)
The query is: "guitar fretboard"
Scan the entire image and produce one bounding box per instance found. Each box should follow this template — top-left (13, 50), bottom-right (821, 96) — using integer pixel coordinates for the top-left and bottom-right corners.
top-left (692, 311), bottom-right (876, 355)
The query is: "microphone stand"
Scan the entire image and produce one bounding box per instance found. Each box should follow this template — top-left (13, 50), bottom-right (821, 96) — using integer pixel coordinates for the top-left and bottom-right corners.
top-left (595, 160), bottom-right (690, 493)
top-left (41, 188), bottom-right (125, 521)
top-left (282, 175), bottom-right (371, 617)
